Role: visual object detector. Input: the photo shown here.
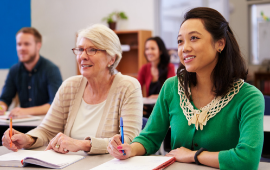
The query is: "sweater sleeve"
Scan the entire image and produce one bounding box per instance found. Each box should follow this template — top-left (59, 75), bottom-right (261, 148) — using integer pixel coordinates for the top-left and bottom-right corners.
top-left (132, 78), bottom-right (174, 154)
top-left (137, 65), bottom-right (146, 88)
top-left (26, 81), bottom-right (67, 149)
top-left (167, 63), bottom-right (176, 78)
top-left (218, 87), bottom-right (264, 170)
top-left (88, 78), bottom-right (143, 154)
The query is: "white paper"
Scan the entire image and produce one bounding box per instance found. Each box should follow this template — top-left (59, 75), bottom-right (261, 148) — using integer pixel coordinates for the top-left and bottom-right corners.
top-left (90, 156), bottom-right (174, 170)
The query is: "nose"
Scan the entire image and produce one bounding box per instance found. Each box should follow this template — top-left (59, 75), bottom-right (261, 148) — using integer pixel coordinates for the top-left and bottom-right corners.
top-left (182, 41), bottom-right (192, 53)
top-left (79, 50), bottom-right (88, 60)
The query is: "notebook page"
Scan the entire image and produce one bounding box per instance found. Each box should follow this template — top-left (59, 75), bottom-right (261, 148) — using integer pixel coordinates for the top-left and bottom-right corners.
top-left (0, 150), bottom-right (41, 161)
top-left (25, 150), bottom-right (84, 166)
top-left (91, 156), bottom-right (174, 170)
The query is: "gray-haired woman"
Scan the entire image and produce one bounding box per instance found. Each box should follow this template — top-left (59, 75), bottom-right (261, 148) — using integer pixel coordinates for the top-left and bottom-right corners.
top-left (2, 24), bottom-right (143, 154)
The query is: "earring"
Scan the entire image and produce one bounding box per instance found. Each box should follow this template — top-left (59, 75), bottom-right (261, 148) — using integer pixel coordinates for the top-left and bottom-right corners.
top-left (219, 49), bottom-right (222, 54)
top-left (108, 64), bottom-right (111, 68)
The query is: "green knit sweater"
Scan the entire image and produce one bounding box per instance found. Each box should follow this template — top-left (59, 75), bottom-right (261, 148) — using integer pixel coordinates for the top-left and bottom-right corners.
top-left (132, 76), bottom-right (264, 170)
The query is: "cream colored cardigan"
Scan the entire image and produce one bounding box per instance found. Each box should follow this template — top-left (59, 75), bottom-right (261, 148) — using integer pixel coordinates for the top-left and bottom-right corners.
top-left (27, 73), bottom-right (143, 154)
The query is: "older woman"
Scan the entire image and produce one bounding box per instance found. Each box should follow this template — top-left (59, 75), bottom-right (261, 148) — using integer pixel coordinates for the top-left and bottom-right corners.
top-left (2, 24), bottom-right (143, 154)
top-left (108, 7), bottom-right (264, 170)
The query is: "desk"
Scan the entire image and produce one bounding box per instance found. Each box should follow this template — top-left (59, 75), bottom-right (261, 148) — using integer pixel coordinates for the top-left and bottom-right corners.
top-left (0, 116), bottom-right (45, 144)
top-left (0, 146), bottom-right (269, 170)
top-left (264, 115), bottom-right (270, 132)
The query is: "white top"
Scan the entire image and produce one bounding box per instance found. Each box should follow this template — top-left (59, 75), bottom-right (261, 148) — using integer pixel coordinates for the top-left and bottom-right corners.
top-left (70, 99), bottom-right (106, 140)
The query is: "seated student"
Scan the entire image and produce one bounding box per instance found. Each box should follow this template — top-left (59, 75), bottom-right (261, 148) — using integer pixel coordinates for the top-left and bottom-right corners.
top-left (0, 27), bottom-right (62, 117)
top-left (2, 24), bottom-right (143, 154)
top-left (138, 37), bottom-right (175, 117)
top-left (107, 7), bottom-right (264, 170)
top-left (138, 37), bottom-right (175, 99)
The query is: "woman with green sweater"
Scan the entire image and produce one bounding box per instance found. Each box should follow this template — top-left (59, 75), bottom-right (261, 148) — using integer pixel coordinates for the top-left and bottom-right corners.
top-left (107, 7), bottom-right (264, 170)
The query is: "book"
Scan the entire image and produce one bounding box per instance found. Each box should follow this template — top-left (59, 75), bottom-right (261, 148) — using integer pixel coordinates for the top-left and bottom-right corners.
top-left (0, 149), bottom-right (85, 169)
top-left (143, 97), bottom-right (157, 105)
top-left (91, 156), bottom-right (176, 170)
top-left (0, 111), bottom-right (41, 123)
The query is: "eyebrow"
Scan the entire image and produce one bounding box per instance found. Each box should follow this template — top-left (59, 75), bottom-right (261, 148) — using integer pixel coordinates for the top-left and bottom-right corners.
top-left (177, 31), bottom-right (202, 38)
top-left (77, 45), bottom-right (95, 48)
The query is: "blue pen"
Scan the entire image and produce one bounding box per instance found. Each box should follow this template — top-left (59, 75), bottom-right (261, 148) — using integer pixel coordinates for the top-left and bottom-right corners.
top-left (120, 117), bottom-right (126, 155)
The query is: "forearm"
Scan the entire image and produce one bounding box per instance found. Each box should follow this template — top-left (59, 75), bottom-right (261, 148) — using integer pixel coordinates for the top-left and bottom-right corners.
top-left (23, 103), bottom-right (51, 115)
top-left (197, 151), bottom-right (219, 168)
top-left (130, 142), bottom-right (146, 157)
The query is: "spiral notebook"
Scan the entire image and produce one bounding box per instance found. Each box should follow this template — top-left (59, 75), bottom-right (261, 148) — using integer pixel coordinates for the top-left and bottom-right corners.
top-left (91, 156), bottom-right (176, 170)
top-left (0, 150), bottom-right (85, 169)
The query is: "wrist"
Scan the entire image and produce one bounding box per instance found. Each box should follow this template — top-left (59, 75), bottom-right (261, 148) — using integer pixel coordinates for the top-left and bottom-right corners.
top-left (81, 139), bottom-right (91, 152)
top-left (25, 134), bottom-right (35, 148)
top-left (191, 151), bottom-right (197, 162)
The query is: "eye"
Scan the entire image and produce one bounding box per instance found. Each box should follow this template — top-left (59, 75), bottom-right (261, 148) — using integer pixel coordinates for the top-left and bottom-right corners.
top-left (191, 36), bottom-right (199, 40)
top-left (78, 48), bottom-right (84, 52)
top-left (177, 39), bottom-right (182, 44)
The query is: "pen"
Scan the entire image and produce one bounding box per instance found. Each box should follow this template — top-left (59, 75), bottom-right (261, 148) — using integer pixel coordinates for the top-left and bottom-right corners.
top-left (9, 117), bottom-right (12, 147)
top-left (120, 117), bottom-right (126, 155)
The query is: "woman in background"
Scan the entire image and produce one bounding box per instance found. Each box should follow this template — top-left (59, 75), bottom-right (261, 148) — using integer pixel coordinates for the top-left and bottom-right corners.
top-left (108, 7), bottom-right (264, 170)
top-left (138, 37), bottom-right (175, 117)
top-left (2, 24), bottom-right (142, 155)
top-left (138, 37), bottom-right (175, 99)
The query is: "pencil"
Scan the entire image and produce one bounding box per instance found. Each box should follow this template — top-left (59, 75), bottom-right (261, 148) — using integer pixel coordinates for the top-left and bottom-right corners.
top-left (9, 117), bottom-right (12, 147)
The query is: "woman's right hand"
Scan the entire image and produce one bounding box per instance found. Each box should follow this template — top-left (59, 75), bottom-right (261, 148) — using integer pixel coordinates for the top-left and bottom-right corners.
top-left (1, 128), bottom-right (35, 152)
top-left (107, 134), bottom-right (132, 160)
top-left (0, 105), bottom-right (7, 115)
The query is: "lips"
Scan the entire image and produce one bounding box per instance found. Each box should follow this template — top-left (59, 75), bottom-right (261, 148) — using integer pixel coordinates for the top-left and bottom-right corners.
top-left (184, 56), bottom-right (195, 61)
top-left (81, 64), bottom-right (93, 68)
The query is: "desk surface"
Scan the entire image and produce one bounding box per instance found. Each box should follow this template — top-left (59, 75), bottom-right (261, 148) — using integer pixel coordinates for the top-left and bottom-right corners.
top-left (0, 146), bottom-right (269, 170)
top-left (264, 115), bottom-right (270, 132)
top-left (0, 115), bottom-right (45, 127)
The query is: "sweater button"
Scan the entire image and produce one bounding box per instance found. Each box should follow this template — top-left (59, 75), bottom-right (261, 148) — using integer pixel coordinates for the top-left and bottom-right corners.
top-left (194, 143), bottom-right (198, 147)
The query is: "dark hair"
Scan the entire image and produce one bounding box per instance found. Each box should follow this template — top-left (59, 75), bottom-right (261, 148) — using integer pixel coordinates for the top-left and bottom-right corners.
top-left (16, 27), bottom-right (42, 43)
top-left (177, 7), bottom-right (248, 99)
top-left (145, 36), bottom-right (170, 85)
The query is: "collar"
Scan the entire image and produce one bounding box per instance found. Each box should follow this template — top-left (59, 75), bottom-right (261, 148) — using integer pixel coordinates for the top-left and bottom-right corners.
top-left (19, 55), bottom-right (43, 73)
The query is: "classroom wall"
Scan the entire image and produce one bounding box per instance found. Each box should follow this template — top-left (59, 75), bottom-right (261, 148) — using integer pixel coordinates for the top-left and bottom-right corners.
top-left (229, 0), bottom-right (270, 80)
top-left (31, 0), bottom-right (155, 81)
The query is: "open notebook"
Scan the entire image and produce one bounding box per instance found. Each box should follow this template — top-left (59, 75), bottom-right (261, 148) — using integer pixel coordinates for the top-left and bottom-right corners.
top-left (0, 150), bottom-right (85, 169)
top-left (91, 156), bottom-right (176, 170)
top-left (0, 111), bottom-right (41, 123)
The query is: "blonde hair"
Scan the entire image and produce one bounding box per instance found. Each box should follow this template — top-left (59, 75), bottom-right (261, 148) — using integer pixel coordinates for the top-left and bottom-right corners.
top-left (77, 24), bottom-right (122, 74)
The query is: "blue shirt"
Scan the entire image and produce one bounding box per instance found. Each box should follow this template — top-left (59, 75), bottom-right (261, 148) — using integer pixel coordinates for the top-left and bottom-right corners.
top-left (0, 56), bottom-right (62, 108)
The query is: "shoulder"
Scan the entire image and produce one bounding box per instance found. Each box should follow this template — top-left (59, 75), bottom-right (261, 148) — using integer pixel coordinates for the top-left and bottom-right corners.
top-left (58, 75), bottom-right (84, 93)
top-left (114, 73), bottom-right (141, 90)
top-left (40, 56), bottom-right (60, 70)
top-left (168, 63), bottom-right (175, 69)
top-left (238, 82), bottom-right (263, 99)
top-left (140, 63), bottom-right (151, 71)
top-left (164, 76), bottom-right (178, 86)
top-left (9, 63), bottom-right (20, 72)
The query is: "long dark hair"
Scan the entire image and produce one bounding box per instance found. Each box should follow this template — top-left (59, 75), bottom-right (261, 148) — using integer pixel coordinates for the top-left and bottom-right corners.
top-left (145, 37), bottom-right (170, 85)
top-left (177, 7), bottom-right (248, 99)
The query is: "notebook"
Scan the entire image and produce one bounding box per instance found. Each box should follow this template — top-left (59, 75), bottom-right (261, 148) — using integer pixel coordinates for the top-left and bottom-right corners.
top-left (91, 156), bottom-right (176, 170)
top-left (0, 111), bottom-right (41, 123)
top-left (0, 149), bottom-right (85, 169)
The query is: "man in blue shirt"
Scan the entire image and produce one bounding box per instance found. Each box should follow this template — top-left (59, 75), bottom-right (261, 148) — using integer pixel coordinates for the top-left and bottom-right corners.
top-left (0, 27), bottom-right (62, 117)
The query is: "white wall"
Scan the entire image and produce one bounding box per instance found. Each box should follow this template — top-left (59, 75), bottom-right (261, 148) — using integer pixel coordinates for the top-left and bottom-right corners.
top-left (31, 0), bottom-right (155, 81)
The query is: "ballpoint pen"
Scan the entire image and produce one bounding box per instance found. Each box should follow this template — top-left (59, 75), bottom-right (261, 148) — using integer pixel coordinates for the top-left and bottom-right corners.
top-left (120, 117), bottom-right (126, 155)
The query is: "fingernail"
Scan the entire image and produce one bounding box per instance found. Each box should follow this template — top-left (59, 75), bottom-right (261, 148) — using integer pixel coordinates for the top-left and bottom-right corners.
top-left (117, 146), bottom-right (122, 149)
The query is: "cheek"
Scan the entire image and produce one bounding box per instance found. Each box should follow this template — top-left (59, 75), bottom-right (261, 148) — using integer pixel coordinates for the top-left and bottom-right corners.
top-left (178, 47), bottom-right (184, 64)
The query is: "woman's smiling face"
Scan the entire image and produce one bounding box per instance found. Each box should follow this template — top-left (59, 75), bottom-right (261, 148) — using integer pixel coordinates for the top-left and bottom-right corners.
top-left (177, 19), bottom-right (219, 74)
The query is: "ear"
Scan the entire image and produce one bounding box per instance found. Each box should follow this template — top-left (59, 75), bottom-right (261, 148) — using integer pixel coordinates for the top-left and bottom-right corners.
top-left (36, 42), bottom-right (42, 51)
top-left (109, 54), bottom-right (117, 66)
top-left (215, 38), bottom-right (226, 53)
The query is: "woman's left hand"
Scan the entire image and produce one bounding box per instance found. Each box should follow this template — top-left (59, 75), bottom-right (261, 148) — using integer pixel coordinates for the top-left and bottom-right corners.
top-left (45, 132), bottom-right (90, 154)
top-left (165, 147), bottom-right (196, 163)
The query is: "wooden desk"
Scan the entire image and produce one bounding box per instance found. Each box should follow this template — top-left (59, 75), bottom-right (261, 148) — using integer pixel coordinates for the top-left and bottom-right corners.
top-left (0, 146), bottom-right (269, 170)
